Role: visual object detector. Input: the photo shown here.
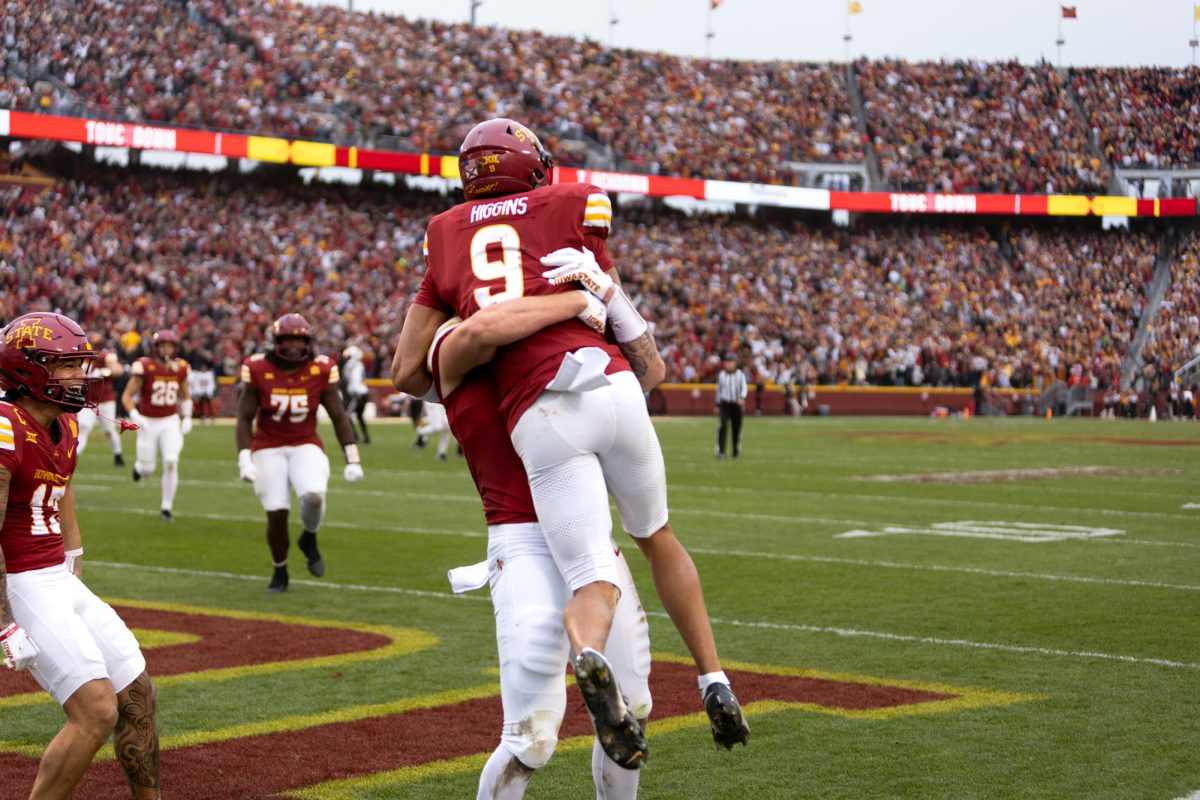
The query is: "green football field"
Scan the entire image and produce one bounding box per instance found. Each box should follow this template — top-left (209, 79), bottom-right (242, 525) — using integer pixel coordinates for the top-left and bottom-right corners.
top-left (4, 415), bottom-right (1198, 799)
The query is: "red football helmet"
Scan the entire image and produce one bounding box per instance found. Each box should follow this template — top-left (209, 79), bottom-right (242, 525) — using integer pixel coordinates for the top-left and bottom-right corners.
top-left (269, 313), bottom-right (313, 365)
top-left (0, 312), bottom-right (101, 411)
top-left (458, 118), bottom-right (554, 201)
top-left (153, 329), bottom-right (181, 360)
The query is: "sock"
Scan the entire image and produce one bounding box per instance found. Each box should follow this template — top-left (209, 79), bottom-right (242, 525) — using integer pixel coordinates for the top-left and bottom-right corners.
top-left (592, 727), bottom-right (643, 799)
top-left (273, 559), bottom-right (288, 568)
top-left (161, 462), bottom-right (178, 511)
top-left (698, 671), bottom-right (730, 697)
top-left (476, 746), bottom-right (534, 800)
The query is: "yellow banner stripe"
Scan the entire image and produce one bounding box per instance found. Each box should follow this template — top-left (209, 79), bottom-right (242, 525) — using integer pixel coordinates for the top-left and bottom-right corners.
top-left (246, 136), bottom-right (291, 163)
top-left (348, 147), bottom-right (357, 169)
top-left (1090, 196), bottom-right (1137, 216)
top-left (439, 157), bottom-right (460, 179)
top-left (1046, 195), bottom-right (1091, 216)
top-left (420, 153), bottom-right (430, 176)
top-left (291, 141), bottom-right (336, 167)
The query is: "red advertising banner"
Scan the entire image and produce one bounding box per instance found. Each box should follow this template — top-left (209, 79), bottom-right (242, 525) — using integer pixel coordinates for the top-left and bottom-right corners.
top-left (2, 110), bottom-right (1196, 218)
top-left (554, 167), bottom-right (706, 199)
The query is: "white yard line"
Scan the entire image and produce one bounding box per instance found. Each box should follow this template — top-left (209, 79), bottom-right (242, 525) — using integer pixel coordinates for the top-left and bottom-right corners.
top-left (702, 616), bottom-right (1200, 671)
top-left (76, 505), bottom-right (484, 538)
top-left (686, 547), bottom-right (1200, 591)
top-left (87, 560), bottom-right (1199, 671)
top-left (89, 560), bottom-right (489, 602)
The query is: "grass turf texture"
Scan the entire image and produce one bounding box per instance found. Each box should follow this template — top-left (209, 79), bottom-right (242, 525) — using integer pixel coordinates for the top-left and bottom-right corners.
top-left (2, 416), bottom-right (1198, 798)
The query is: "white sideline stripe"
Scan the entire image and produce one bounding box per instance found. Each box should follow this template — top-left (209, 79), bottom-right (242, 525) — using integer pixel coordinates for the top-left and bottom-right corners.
top-left (700, 615), bottom-right (1200, 672)
top-left (1183, 503), bottom-right (1200, 510)
top-left (75, 505), bottom-right (484, 539)
top-left (87, 561), bottom-right (1197, 671)
top-left (88, 560), bottom-right (489, 602)
top-left (687, 547), bottom-right (1200, 592)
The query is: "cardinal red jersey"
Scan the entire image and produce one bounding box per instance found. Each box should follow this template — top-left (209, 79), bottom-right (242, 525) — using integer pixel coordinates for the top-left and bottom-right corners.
top-left (0, 402), bottom-right (79, 573)
top-left (240, 354), bottom-right (339, 451)
top-left (131, 356), bottom-right (189, 418)
top-left (415, 182), bottom-right (630, 432)
top-left (95, 351), bottom-right (116, 403)
top-left (430, 332), bottom-right (536, 526)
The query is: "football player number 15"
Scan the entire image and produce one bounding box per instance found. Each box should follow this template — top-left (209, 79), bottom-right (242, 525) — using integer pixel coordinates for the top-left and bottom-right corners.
top-left (470, 224), bottom-right (524, 308)
top-left (30, 483), bottom-right (67, 536)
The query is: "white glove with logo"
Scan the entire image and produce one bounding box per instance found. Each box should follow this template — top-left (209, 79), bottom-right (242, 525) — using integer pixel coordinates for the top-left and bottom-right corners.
top-left (180, 416), bottom-right (193, 435)
top-left (541, 247), bottom-right (615, 303)
top-left (0, 622), bottom-right (39, 671)
top-left (237, 449), bottom-right (257, 483)
top-left (128, 408), bottom-right (146, 428)
top-left (575, 290), bottom-right (608, 335)
top-left (344, 462), bottom-right (364, 483)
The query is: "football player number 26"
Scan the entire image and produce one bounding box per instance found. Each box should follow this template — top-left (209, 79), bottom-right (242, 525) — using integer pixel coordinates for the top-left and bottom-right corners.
top-left (270, 393), bottom-right (309, 423)
top-left (150, 379), bottom-right (178, 407)
top-left (29, 483), bottom-right (67, 536)
top-left (471, 224), bottom-right (524, 308)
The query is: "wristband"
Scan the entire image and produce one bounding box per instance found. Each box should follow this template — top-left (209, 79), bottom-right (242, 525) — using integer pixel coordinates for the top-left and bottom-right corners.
top-left (238, 449), bottom-right (253, 469)
top-left (606, 288), bottom-right (649, 343)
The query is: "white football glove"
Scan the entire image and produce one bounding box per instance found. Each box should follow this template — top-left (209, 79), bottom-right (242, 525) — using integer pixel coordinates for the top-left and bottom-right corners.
top-left (237, 449), bottom-right (257, 483)
top-left (0, 622), bottom-right (39, 671)
top-left (344, 462), bottom-right (364, 483)
top-left (541, 247), bottom-right (615, 303)
top-left (180, 416), bottom-right (193, 435)
top-left (575, 290), bottom-right (608, 335)
top-left (128, 408), bottom-right (145, 427)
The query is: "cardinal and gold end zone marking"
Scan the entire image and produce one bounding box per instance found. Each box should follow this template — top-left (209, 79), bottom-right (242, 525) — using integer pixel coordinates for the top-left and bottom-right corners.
top-left (0, 598), bottom-right (438, 711)
top-left (282, 652), bottom-right (1044, 800)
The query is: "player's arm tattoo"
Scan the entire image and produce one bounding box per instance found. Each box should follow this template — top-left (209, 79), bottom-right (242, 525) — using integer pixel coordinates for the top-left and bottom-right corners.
top-left (0, 466), bottom-right (13, 626)
top-left (113, 672), bottom-right (161, 792)
top-left (618, 330), bottom-right (666, 391)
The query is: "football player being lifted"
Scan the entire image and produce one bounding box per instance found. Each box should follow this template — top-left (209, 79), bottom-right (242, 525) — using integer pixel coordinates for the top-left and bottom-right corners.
top-left (237, 314), bottom-right (363, 592)
top-left (120, 328), bottom-right (192, 522)
top-left (0, 312), bottom-right (161, 799)
top-left (394, 118), bottom-right (748, 765)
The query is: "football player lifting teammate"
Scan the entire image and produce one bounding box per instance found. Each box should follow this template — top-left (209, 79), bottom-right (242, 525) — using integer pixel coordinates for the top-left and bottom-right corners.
top-left (237, 313), bottom-right (363, 593)
top-left (394, 118), bottom-right (749, 766)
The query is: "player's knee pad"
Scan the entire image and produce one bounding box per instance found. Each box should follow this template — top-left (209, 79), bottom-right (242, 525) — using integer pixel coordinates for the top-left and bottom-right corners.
top-left (517, 605), bottom-right (570, 679)
top-left (502, 708), bottom-right (562, 770)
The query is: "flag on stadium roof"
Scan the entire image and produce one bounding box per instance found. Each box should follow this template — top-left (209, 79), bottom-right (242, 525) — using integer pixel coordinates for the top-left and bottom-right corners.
top-left (1061, 5), bottom-right (1077, 18)
top-left (848, 1), bottom-right (864, 13)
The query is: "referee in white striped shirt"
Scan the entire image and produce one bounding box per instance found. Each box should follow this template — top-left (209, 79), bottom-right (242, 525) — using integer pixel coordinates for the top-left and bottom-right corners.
top-left (715, 353), bottom-right (748, 459)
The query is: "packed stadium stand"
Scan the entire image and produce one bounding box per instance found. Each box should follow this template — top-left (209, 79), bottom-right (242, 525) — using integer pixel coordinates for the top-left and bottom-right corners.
top-left (1, 0), bottom-right (1197, 414)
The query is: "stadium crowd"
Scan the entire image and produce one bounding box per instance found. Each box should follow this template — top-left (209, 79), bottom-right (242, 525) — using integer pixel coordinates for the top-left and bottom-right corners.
top-left (6, 1), bottom-right (1196, 192)
top-left (1, 164), bottom-right (1180, 398)
top-left (856, 59), bottom-right (1107, 194)
top-left (1071, 67), bottom-right (1200, 169)
top-left (1143, 232), bottom-right (1200, 390)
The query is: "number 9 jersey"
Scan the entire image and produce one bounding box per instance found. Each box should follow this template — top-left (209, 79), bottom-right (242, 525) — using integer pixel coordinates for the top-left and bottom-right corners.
top-left (240, 353), bottom-right (339, 451)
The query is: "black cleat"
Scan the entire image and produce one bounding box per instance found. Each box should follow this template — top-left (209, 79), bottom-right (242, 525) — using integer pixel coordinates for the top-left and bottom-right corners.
top-left (297, 531), bottom-right (325, 577)
top-left (132, 466), bottom-right (142, 482)
top-left (703, 683), bottom-right (750, 750)
top-left (266, 566), bottom-right (289, 593)
top-left (574, 648), bottom-right (648, 770)
top-left (114, 453), bottom-right (125, 467)
top-left (159, 509), bottom-right (173, 523)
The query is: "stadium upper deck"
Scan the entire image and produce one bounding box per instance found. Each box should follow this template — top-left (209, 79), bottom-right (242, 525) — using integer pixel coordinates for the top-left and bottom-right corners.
top-left (2, 0), bottom-right (1196, 193)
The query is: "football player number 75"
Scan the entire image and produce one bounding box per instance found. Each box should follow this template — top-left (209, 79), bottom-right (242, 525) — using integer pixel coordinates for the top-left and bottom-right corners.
top-left (270, 393), bottom-right (309, 423)
top-left (470, 224), bottom-right (524, 308)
